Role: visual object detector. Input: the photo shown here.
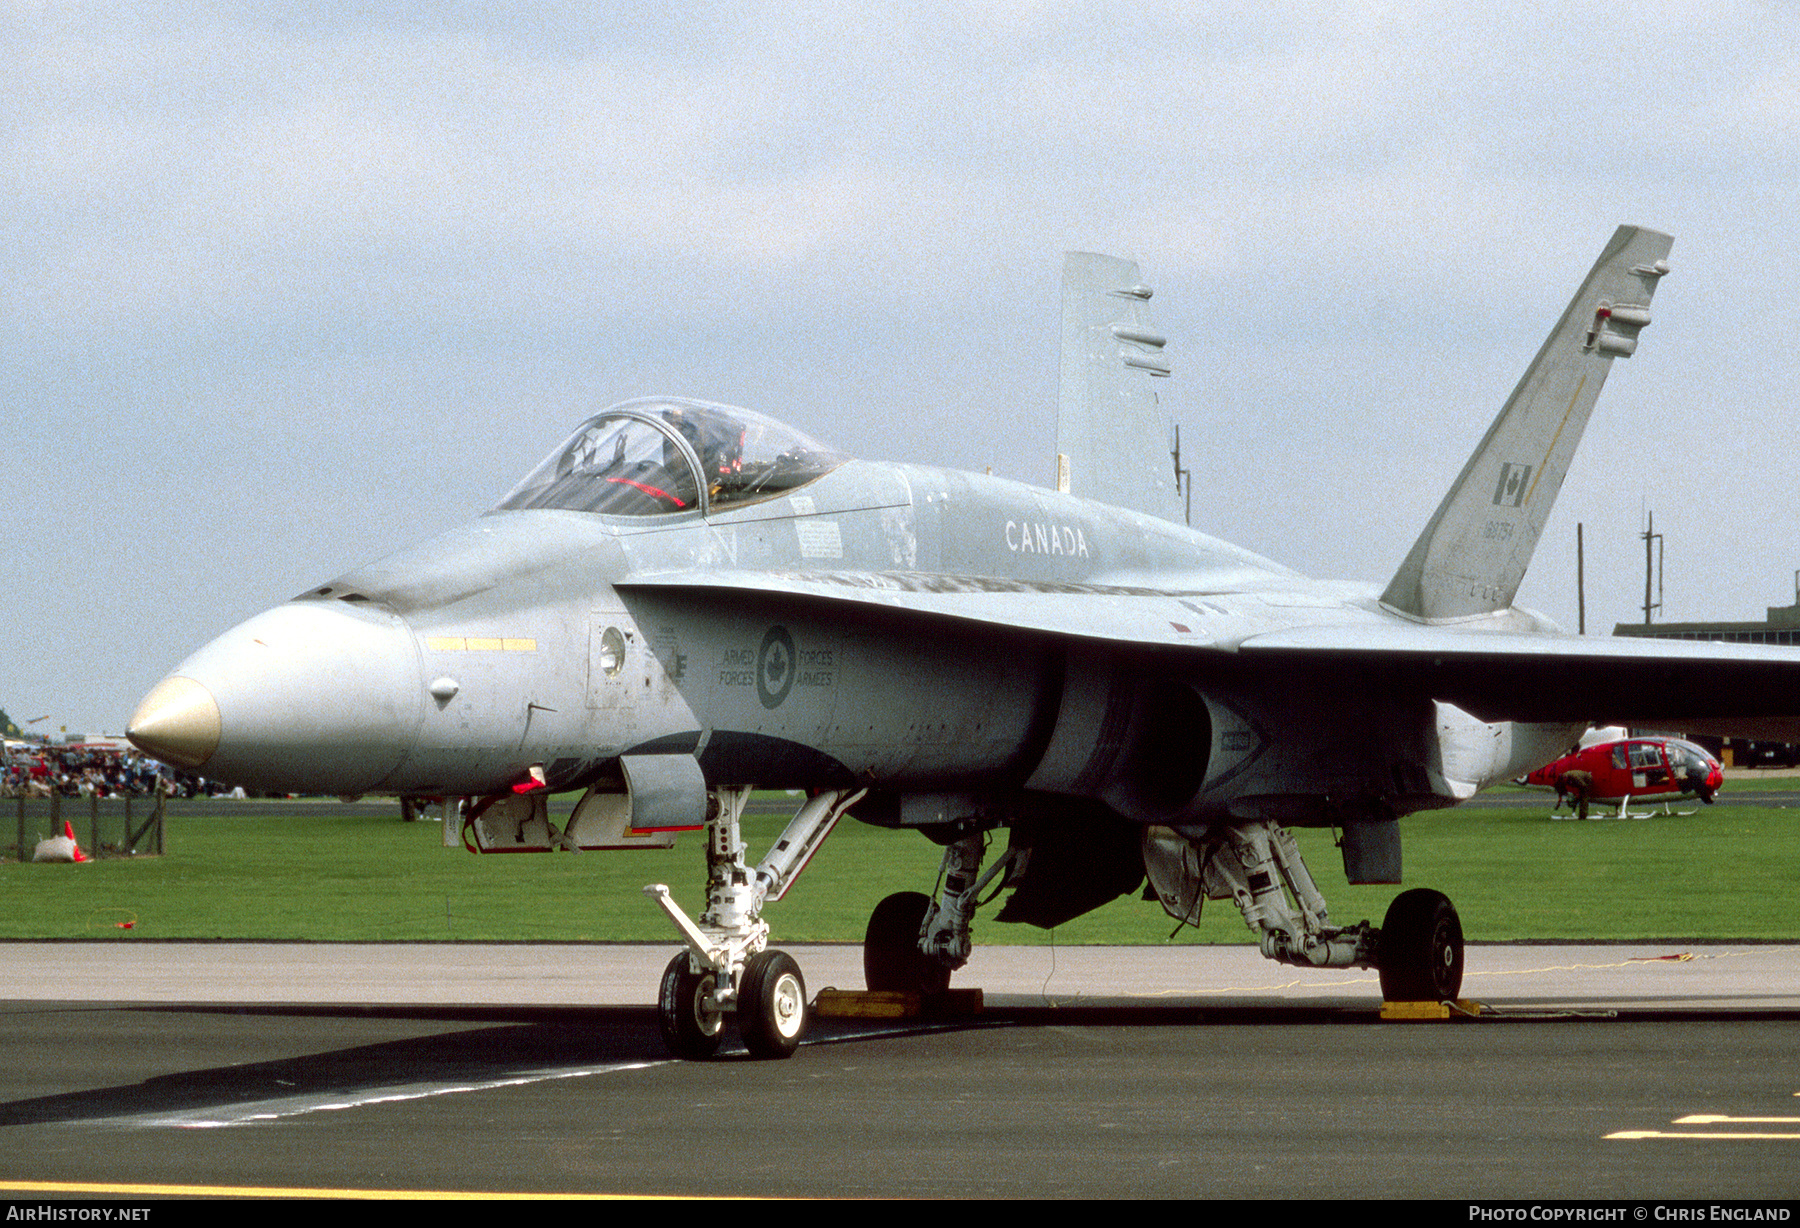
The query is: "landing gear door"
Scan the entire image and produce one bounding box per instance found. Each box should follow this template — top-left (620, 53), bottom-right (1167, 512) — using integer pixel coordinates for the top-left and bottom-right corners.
top-left (619, 754), bottom-right (708, 831)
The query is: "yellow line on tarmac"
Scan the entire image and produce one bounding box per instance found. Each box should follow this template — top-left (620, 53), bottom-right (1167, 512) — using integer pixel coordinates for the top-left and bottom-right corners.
top-left (1141, 971), bottom-right (1379, 997)
top-left (1607, 1130), bottom-right (1800, 1140)
top-left (0, 1180), bottom-right (715, 1200)
top-left (1462, 951), bottom-right (1747, 980)
top-left (1676, 1115), bottom-right (1800, 1124)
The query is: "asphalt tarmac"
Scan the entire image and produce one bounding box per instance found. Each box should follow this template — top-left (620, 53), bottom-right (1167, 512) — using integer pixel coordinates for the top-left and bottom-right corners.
top-left (2, 942), bottom-right (1799, 1199)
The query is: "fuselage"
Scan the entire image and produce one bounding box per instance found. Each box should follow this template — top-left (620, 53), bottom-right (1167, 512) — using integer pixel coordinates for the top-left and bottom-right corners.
top-left (129, 399), bottom-right (1579, 826)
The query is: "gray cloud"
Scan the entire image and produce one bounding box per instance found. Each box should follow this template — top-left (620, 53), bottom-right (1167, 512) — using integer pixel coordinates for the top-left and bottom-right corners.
top-left (7, 0), bottom-right (1799, 732)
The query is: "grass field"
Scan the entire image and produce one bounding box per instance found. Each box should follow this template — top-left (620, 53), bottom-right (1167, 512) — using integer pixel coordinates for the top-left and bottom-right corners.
top-left (3, 795), bottom-right (1797, 943)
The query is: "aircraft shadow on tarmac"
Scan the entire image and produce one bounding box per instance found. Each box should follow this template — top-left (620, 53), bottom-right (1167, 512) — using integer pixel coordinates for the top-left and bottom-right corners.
top-left (0, 1005), bottom-right (667, 1128)
top-left (14, 999), bottom-right (1785, 1129)
top-left (0, 1001), bottom-right (1401, 1128)
top-left (0, 1004), bottom-right (1045, 1128)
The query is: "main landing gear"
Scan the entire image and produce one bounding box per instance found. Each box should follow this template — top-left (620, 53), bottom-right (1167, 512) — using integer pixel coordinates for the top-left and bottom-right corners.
top-left (646, 786), bottom-right (863, 1059)
top-left (1142, 819), bottom-right (1466, 1002)
top-left (864, 891), bottom-right (947, 994)
top-left (863, 827), bottom-right (1020, 995)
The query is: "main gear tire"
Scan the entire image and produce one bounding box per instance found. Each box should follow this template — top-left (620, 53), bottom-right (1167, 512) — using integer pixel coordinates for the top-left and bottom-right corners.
top-left (864, 891), bottom-right (951, 995)
top-left (738, 949), bottom-right (807, 1060)
top-left (657, 952), bottom-right (723, 1060)
top-left (1377, 888), bottom-right (1464, 1002)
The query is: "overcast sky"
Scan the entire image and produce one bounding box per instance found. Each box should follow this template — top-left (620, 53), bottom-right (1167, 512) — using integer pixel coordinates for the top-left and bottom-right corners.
top-left (9, 1), bottom-right (1800, 735)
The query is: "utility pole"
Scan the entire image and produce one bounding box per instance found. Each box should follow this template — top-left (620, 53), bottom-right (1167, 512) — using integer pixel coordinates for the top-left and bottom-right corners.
top-left (1641, 511), bottom-right (1663, 625)
top-left (1576, 522), bottom-right (1585, 634)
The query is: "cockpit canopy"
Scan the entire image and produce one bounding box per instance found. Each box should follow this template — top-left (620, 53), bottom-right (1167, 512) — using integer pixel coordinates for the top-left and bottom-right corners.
top-left (496, 398), bottom-right (850, 517)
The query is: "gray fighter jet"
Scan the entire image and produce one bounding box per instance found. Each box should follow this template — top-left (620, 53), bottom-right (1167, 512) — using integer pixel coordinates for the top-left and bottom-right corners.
top-left (128, 225), bottom-right (1800, 1059)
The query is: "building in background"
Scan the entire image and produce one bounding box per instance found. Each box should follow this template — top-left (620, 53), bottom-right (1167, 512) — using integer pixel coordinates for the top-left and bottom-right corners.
top-left (1615, 584), bottom-right (1800, 765)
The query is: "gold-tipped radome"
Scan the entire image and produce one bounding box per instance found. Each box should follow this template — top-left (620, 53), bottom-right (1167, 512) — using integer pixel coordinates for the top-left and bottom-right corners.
top-left (127, 676), bottom-right (221, 769)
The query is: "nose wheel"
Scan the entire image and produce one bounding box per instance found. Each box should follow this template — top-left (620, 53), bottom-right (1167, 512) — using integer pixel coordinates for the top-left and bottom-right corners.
top-left (657, 953), bottom-right (723, 1060)
top-left (738, 949), bottom-right (807, 1059)
top-left (654, 947), bottom-right (808, 1060)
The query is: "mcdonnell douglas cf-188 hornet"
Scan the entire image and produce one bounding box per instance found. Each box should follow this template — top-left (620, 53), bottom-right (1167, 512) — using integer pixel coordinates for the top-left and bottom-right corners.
top-left (128, 225), bottom-right (1800, 1058)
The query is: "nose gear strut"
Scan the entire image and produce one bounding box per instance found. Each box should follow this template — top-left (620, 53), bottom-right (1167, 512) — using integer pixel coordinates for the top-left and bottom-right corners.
top-left (646, 786), bottom-right (864, 1059)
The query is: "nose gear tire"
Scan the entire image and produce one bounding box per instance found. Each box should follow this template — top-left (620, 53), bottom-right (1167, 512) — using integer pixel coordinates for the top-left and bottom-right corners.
top-left (739, 949), bottom-right (807, 1060)
top-left (657, 952), bottom-right (723, 1060)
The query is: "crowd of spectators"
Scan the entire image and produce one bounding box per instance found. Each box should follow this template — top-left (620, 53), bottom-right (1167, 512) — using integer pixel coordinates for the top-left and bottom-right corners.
top-left (0, 744), bottom-right (221, 800)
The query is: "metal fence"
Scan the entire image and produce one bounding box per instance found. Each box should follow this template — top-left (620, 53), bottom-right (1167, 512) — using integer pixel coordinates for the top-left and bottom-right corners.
top-left (6, 791), bottom-right (165, 863)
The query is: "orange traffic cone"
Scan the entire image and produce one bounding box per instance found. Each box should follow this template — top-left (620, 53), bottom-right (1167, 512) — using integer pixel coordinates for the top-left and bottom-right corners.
top-left (63, 820), bottom-right (89, 863)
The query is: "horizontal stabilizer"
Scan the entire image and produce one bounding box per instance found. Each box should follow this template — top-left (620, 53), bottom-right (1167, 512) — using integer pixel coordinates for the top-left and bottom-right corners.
top-left (1382, 225), bottom-right (1673, 621)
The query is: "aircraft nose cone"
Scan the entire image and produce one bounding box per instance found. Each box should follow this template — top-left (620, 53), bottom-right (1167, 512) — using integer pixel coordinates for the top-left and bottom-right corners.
top-left (127, 676), bottom-right (222, 769)
top-left (132, 601), bottom-right (424, 794)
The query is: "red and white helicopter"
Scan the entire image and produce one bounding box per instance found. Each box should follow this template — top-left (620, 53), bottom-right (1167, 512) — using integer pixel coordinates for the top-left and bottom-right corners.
top-left (1523, 726), bottom-right (1724, 818)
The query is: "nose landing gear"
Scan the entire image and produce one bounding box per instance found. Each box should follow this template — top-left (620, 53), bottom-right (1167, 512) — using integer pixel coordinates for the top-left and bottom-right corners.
top-left (646, 786), bottom-right (863, 1059)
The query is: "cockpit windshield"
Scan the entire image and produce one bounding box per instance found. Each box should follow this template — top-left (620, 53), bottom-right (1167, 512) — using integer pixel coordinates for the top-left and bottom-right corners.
top-left (1667, 740), bottom-right (1717, 775)
top-left (495, 398), bottom-right (850, 517)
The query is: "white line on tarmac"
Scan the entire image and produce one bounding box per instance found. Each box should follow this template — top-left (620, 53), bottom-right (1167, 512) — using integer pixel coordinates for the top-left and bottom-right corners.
top-left (80, 1021), bottom-right (960, 1129)
top-left (89, 1061), bottom-right (666, 1129)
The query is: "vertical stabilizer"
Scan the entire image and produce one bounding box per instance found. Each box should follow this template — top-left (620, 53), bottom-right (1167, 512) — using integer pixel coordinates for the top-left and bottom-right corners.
top-left (1380, 225), bottom-right (1673, 622)
top-left (1057, 253), bottom-right (1183, 523)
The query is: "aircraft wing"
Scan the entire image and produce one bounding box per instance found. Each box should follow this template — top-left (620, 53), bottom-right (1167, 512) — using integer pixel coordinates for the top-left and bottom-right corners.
top-left (624, 570), bottom-right (1800, 738)
top-left (1236, 624), bottom-right (1800, 737)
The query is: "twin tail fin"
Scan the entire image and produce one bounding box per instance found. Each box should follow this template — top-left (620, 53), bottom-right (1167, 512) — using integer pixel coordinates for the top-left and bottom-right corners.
top-left (1380, 225), bottom-right (1673, 622)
